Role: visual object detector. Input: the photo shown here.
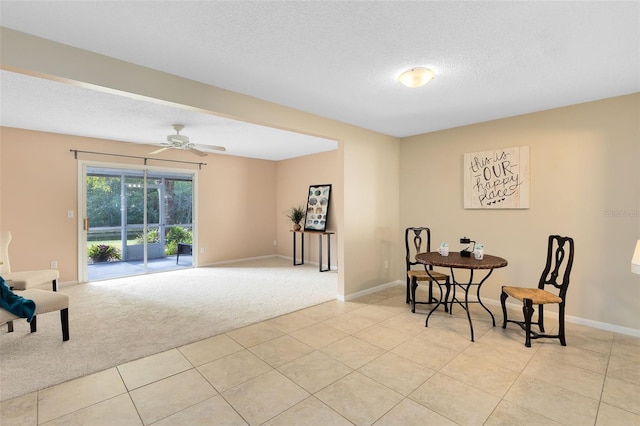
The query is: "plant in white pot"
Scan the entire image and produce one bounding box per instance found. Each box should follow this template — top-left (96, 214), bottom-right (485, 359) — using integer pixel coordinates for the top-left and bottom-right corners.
top-left (285, 205), bottom-right (306, 231)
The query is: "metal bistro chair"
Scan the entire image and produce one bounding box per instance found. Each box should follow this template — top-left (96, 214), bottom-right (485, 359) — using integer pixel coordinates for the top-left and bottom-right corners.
top-left (405, 227), bottom-right (450, 314)
top-left (501, 235), bottom-right (575, 347)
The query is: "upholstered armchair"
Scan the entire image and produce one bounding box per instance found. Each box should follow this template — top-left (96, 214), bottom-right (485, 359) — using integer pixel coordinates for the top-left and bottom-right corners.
top-left (0, 231), bottom-right (59, 291)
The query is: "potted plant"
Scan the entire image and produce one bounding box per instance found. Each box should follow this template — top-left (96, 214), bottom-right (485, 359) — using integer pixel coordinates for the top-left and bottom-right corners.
top-left (285, 205), bottom-right (306, 231)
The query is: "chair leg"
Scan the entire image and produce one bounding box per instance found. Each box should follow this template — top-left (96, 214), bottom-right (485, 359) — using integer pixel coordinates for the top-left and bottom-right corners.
top-left (500, 290), bottom-right (508, 328)
top-left (30, 316), bottom-right (37, 333)
top-left (406, 277), bottom-right (411, 304)
top-left (428, 281), bottom-right (434, 303)
top-left (411, 277), bottom-right (418, 313)
top-left (538, 304), bottom-right (545, 332)
top-left (17, 311), bottom-right (69, 341)
top-left (523, 298), bottom-right (534, 347)
top-left (558, 304), bottom-right (566, 346)
top-left (61, 308), bottom-right (69, 341)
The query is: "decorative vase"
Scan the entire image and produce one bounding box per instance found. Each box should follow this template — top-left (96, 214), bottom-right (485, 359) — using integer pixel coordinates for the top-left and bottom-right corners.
top-left (293, 224), bottom-right (302, 231)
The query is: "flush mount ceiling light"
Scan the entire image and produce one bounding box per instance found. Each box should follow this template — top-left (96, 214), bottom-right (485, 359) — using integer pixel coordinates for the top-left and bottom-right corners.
top-left (397, 67), bottom-right (436, 88)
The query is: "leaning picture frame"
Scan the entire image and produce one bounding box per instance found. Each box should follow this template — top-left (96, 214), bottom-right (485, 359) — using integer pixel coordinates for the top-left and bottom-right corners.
top-left (304, 184), bottom-right (331, 232)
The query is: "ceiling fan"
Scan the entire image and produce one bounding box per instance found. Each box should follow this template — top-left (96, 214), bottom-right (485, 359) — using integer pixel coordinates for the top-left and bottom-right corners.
top-left (149, 124), bottom-right (226, 157)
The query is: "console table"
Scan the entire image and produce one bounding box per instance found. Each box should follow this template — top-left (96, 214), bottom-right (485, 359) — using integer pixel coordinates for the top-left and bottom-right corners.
top-left (290, 230), bottom-right (335, 272)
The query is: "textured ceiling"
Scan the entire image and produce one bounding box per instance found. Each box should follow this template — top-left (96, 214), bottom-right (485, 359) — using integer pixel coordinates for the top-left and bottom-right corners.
top-left (1, 1), bottom-right (638, 159)
top-left (0, 70), bottom-right (337, 161)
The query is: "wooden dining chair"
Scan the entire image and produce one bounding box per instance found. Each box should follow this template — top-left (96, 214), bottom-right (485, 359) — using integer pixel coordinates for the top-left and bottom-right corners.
top-left (501, 235), bottom-right (575, 347)
top-left (405, 227), bottom-right (450, 313)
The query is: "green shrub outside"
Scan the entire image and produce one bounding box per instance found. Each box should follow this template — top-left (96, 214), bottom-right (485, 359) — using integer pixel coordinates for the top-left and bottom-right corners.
top-left (134, 228), bottom-right (160, 244)
top-left (88, 244), bottom-right (122, 262)
top-left (165, 227), bottom-right (192, 255)
top-left (88, 227), bottom-right (192, 258)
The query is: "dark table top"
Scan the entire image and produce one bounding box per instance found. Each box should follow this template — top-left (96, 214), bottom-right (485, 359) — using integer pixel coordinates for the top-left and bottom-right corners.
top-left (416, 251), bottom-right (508, 270)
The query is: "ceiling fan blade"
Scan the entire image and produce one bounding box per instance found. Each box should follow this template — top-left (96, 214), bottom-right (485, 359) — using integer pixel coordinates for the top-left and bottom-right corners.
top-left (198, 145), bottom-right (226, 152)
top-left (189, 147), bottom-right (209, 157)
top-left (149, 147), bottom-right (171, 155)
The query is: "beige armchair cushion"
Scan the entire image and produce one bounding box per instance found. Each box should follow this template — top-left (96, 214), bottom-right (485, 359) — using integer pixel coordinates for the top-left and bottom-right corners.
top-left (1, 230), bottom-right (59, 290)
top-left (4, 269), bottom-right (60, 291)
top-left (0, 289), bottom-right (68, 321)
top-left (1, 289), bottom-right (69, 341)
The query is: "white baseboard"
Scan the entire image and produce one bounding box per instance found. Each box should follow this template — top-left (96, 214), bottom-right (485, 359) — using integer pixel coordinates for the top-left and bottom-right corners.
top-left (342, 280), bottom-right (640, 338)
top-left (203, 254), bottom-right (277, 267)
top-left (340, 280), bottom-right (402, 302)
top-left (486, 297), bottom-right (640, 337)
top-left (57, 280), bottom-right (79, 288)
top-left (277, 254), bottom-right (338, 271)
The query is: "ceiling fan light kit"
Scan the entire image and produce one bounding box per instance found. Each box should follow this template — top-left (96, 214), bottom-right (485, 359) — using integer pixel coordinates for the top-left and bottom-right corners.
top-left (398, 67), bottom-right (436, 88)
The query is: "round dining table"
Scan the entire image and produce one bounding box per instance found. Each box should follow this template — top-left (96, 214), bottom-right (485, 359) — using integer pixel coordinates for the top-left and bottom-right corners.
top-left (415, 251), bottom-right (508, 342)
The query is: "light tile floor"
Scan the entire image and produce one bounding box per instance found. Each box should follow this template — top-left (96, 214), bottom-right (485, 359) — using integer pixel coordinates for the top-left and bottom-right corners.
top-left (2, 285), bottom-right (639, 425)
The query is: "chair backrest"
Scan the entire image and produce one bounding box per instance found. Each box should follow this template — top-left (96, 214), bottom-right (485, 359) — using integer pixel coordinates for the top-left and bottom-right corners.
top-left (538, 235), bottom-right (574, 300)
top-left (405, 227), bottom-right (433, 272)
top-left (0, 231), bottom-right (12, 275)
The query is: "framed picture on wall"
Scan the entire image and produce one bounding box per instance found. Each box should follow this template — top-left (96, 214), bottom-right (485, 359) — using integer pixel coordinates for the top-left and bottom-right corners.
top-left (463, 146), bottom-right (530, 209)
top-left (304, 184), bottom-right (331, 232)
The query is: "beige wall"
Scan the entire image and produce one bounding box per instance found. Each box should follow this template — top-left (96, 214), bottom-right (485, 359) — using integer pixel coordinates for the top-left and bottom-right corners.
top-left (1, 28), bottom-right (400, 298)
top-left (198, 150), bottom-right (278, 263)
top-left (343, 128), bottom-right (400, 293)
top-left (0, 127), bottom-right (280, 281)
top-left (276, 150), bottom-right (341, 270)
top-left (0, 126), bottom-right (345, 284)
top-left (400, 94), bottom-right (640, 331)
top-left (2, 28), bottom-right (637, 332)
top-left (0, 128), bottom-right (3, 234)
top-left (1, 128), bottom-right (79, 279)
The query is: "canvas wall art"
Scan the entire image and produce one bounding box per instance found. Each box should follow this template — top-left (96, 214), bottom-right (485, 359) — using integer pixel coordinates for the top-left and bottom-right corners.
top-left (304, 184), bottom-right (331, 231)
top-left (464, 146), bottom-right (529, 209)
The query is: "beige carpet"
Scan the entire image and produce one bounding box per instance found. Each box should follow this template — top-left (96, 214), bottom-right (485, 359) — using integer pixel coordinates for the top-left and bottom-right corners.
top-left (0, 257), bottom-right (336, 401)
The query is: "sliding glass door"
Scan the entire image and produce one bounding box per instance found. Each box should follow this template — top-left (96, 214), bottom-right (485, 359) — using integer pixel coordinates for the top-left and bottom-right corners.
top-left (81, 165), bottom-right (195, 282)
top-left (122, 174), bottom-right (165, 263)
